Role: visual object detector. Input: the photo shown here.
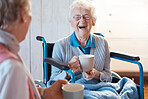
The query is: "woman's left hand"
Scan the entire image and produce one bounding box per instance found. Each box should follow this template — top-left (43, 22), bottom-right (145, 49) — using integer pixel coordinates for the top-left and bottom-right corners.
top-left (82, 68), bottom-right (96, 80)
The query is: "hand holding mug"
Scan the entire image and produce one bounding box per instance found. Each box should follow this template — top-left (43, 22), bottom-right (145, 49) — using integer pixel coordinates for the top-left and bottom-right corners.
top-left (43, 79), bottom-right (68, 99)
top-left (68, 56), bottom-right (81, 73)
top-left (82, 68), bottom-right (95, 80)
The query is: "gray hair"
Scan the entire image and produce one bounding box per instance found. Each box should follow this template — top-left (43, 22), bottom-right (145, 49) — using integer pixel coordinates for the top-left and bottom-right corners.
top-left (69, 0), bottom-right (97, 24)
top-left (0, 0), bottom-right (31, 29)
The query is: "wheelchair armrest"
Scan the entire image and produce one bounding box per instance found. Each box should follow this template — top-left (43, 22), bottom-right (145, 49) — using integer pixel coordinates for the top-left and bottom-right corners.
top-left (110, 51), bottom-right (140, 61)
top-left (44, 57), bottom-right (70, 70)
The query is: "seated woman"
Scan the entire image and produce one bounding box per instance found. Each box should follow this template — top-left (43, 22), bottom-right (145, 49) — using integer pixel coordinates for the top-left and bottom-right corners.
top-left (48, 0), bottom-right (112, 86)
top-left (0, 0), bottom-right (68, 99)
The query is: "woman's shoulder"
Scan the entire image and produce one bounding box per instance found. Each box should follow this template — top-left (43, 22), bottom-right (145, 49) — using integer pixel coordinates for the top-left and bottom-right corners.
top-left (55, 35), bottom-right (71, 46)
top-left (92, 33), bottom-right (106, 41)
top-left (92, 33), bottom-right (108, 46)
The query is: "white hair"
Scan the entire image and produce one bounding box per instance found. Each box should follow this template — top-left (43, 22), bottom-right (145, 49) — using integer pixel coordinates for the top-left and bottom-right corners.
top-left (0, 0), bottom-right (31, 29)
top-left (69, 0), bottom-right (97, 24)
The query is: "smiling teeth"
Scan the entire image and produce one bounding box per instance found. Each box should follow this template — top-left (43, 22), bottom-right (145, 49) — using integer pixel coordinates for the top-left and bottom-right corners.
top-left (79, 26), bottom-right (86, 29)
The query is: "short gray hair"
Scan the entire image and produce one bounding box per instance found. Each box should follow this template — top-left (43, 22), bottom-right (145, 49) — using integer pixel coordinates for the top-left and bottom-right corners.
top-left (0, 0), bottom-right (31, 29)
top-left (69, 0), bottom-right (97, 24)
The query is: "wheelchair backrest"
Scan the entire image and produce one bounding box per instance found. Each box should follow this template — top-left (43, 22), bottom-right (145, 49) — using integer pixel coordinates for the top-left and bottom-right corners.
top-left (43, 43), bottom-right (54, 80)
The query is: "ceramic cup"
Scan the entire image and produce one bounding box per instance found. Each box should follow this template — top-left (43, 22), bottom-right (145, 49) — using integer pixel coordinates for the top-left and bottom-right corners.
top-left (79, 54), bottom-right (95, 72)
top-left (62, 83), bottom-right (84, 99)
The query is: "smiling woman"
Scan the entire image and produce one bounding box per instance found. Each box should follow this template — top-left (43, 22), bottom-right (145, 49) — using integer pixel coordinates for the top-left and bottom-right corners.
top-left (48, 0), bottom-right (112, 87)
top-left (68, 0), bottom-right (97, 47)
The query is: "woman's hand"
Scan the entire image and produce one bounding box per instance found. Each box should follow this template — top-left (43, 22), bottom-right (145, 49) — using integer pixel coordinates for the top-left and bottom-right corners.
top-left (82, 69), bottom-right (95, 80)
top-left (82, 68), bottom-right (100, 81)
top-left (43, 79), bottom-right (68, 99)
top-left (68, 56), bottom-right (81, 73)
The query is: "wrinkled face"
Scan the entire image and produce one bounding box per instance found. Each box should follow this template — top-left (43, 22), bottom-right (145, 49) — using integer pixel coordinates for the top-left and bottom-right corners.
top-left (70, 8), bottom-right (95, 37)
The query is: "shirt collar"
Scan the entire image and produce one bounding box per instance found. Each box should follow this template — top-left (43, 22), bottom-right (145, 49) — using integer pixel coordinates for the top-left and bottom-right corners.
top-left (70, 31), bottom-right (95, 48)
top-left (0, 29), bottom-right (20, 55)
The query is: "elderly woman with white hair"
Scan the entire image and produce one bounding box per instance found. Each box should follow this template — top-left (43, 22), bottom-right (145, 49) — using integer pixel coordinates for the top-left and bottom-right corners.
top-left (0, 0), bottom-right (68, 99)
top-left (48, 0), bottom-right (112, 86)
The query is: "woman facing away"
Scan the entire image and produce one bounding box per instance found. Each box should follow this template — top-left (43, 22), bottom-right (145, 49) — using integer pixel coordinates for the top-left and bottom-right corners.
top-left (0, 0), bottom-right (68, 99)
top-left (48, 0), bottom-right (112, 86)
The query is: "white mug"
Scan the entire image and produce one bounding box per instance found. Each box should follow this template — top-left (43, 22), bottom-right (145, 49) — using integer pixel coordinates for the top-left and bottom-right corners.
top-left (62, 83), bottom-right (84, 99)
top-left (79, 54), bottom-right (95, 72)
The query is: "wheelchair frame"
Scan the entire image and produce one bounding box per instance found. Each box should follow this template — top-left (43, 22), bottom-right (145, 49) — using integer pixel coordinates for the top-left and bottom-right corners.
top-left (36, 33), bottom-right (144, 99)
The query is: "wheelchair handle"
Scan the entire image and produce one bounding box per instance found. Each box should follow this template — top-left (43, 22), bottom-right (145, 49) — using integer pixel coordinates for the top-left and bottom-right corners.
top-left (36, 36), bottom-right (44, 41)
top-left (44, 58), bottom-right (70, 70)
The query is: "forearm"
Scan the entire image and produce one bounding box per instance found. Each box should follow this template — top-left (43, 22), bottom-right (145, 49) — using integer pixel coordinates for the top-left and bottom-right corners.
top-left (37, 87), bottom-right (46, 99)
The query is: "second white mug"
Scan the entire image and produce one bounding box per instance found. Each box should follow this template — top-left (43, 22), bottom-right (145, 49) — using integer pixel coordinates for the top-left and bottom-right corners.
top-left (62, 83), bottom-right (84, 99)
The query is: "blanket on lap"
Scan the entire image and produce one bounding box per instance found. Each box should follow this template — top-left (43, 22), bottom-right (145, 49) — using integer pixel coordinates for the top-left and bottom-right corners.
top-left (82, 77), bottom-right (139, 99)
top-left (48, 77), bottom-right (139, 99)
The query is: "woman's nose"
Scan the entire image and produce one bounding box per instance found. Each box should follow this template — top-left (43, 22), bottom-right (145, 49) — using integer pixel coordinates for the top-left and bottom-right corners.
top-left (79, 16), bottom-right (86, 22)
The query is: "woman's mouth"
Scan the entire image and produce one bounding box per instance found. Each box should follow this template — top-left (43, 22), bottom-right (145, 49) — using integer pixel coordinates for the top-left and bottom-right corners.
top-left (79, 26), bottom-right (86, 29)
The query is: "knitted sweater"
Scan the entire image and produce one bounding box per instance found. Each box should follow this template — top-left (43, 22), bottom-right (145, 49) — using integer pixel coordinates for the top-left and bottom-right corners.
top-left (49, 34), bottom-right (112, 83)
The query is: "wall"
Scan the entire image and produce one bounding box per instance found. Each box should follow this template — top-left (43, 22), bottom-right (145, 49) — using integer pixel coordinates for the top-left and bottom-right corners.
top-left (92, 0), bottom-right (148, 72)
top-left (19, 0), bottom-right (148, 80)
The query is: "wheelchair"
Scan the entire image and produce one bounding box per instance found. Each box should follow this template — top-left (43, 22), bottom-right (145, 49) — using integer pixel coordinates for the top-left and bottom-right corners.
top-left (35, 33), bottom-right (144, 99)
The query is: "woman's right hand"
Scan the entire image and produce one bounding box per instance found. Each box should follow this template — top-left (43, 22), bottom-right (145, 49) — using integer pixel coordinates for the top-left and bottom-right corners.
top-left (43, 79), bottom-right (68, 99)
top-left (68, 56), bottom-right (81, 73)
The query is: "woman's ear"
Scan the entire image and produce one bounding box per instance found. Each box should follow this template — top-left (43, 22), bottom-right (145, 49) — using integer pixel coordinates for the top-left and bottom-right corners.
top-left (20, 8), bottom-right (26, 23)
